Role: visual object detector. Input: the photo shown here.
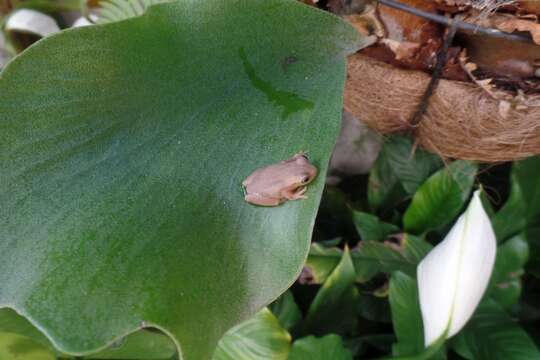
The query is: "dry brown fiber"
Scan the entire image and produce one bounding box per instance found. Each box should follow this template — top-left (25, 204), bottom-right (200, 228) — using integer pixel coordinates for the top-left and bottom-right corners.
top-left (344, 54), bottom-right (540, 162)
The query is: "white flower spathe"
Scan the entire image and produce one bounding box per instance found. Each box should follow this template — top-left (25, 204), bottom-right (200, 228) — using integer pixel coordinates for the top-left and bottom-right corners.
top-left (6, 9), bottom-right (60, 38)
top-left (417, 190), bottom-right (497, 347)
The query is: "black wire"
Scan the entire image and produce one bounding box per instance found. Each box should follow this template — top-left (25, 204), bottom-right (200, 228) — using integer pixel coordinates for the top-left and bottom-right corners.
top-left (410, 19), bottom-right (459, 127)
top-left (377, 0), bottom-right (535, 44)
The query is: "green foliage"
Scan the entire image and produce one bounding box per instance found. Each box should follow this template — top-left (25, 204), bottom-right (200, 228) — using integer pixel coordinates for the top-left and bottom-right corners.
top-left (288, 335), bottom-right (353, 360)
top-left (525, 226), bottom-right (540, 278)
top-left (213, 308), bottom-right (291, 360)
top-left (97, 0), bottom-right (170, 24)
top-left (0, 0), bottom-right (364, 358)
top-left (0, 308), bottom-right (177, 359)
top-left (1, 0), bottom-right (539, 355)
top-left (367, 136), bottom-right (443, 211)
top-left (352, 211), bottom-right (399, 241)
top-left (351, 234), bottom-right (432, 281)
top-left (403, 160), bottom-right (477, 234)
top-left (0, 332), bottom-right (55, 360)
top-left (492, 156), bottom-right (540, 241)
top-left (304, 243), bottom-right (343, 284)
top-left (388, 271), bottom-right (424, 356)
top-left (452, 300), bottom-right (540, 360)
top-left (300, 248), bottom-right (359, 336)
top-left (488, 234), bottom-right (529, 308)
top-left (305, 234), bottom-right (431, 284)
top-left (269, 291), bottom-right (302, 331)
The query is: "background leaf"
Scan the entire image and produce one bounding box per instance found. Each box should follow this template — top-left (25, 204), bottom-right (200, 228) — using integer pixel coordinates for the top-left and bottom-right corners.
top-left (367, 135), bottom-right (442, 212)
top-left (299, 247), bottom-right (359, 336)
top-left (488, 234), bottom-right (529, 309)
top-left (525, 226), bottom-right (540, 278)
top-left (351, 234), bottom-right (432, 282)
top-left (304, 243), bottom-right (343, 284)
top-left (352, 211), bottom-right (399, 241)
top-left (288, 335), bottom-right (352, 360)
top-left (269, 291), bottom-right (302, 331)
top-left (492, 156), bottom-right (540, 242)
top-left (213, 308), bottom-right (290, 360)
top-left (0, 332), bottom-right (55, 360)
top-left (0, 308), bottom-right (178, 359)
top-left (388, 271), bottom-right (423, 356)
top-left (0, 1), bottom-right (364, 358)
top-left (97, 0), bottom-right (170, 24)
top-left (403, 161), bottom-right (477, 234)
top-left (452, 300), bottom-right (540, 360)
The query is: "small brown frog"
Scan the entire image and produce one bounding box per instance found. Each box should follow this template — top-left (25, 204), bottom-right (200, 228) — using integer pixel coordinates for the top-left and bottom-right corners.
top-left (242, 153), bottom-right (317, 206)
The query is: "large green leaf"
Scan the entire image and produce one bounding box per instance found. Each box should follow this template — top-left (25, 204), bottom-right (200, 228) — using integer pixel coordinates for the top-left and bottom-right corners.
top-left (288, 335), bottom-right (353, 360)
top-left (403, 161), bottom-right (477, 234)
top-left (0, 1), bottom-right (365, 359)
top-left (452, 300), bottom-right (540, 360)
top-left (213, 308), bottom-right (291, 360)
top-left (492, 156), bottom-right (540, 241)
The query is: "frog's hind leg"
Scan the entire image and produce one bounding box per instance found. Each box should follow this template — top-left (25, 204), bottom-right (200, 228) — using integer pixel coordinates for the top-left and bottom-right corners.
top-left (244, 193), bottom-right (282, 206)
top-left (283, 186), bottom-right (308, 200)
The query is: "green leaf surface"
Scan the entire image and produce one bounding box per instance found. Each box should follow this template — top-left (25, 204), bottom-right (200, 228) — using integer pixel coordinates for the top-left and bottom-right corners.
top-left (524, 226), bottom-right (540, 278)
top-left (345, 334), bottom-right (395, 357)
top-left (300, 247), bottom-right (359, 336)
top-left (0, 308), bottom-right (177, 359)
top-left (379, 136), bottom-right (443, 195)
top-left (0, 1), bottom-right (365, 359)
top-left (0, 332), bottom-right (55, 360)
top-left (86, 331), bottom-right (177, 359)
top-left (288, 335), bottom-right (353, 360)
top-left (0, 309), bottom-right (55, 354)
top-left (268, 291), bottom-right (302, 331)
top-left (492, 156), bottom-right (540, 241)
top-left (388, 271), bottom-right (423, 356)
top-left (304, 243), bottom-right (343, 284)
top-left (367, 154), bottom-right (404, 213)
top-left (367, 136), bottom-right (442, 212)
top-left (352, 234), bottom-right (432, 282)
top-left (452, 300), bottom-right (540, 360)
top-left (213, 308), bottom-right (290, 360)
top-left (387, 272), bottom-right (447, 360)
top-left (488, 234), bottom-right (529, 308)
top-left (352, 211), bottom-right (399, 242)
top-left (403, 161), bottom-right (477, 234)
top-left (357, 291), bottom-right (392, 323)
top-left (97, 0), bottom-right (170, 24)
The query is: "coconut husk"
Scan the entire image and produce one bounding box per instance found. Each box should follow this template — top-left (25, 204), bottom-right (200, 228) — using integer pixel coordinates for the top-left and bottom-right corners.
top-left (344, 54), bottom-right (540, 162)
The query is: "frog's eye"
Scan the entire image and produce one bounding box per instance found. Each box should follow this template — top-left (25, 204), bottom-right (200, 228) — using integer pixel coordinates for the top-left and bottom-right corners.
top-left (301, 176), bottom-right (310, 184)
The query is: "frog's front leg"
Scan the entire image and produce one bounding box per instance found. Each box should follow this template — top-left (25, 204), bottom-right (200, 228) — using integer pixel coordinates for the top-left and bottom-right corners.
top-left (283, 186), bottom-right (307, 200)
top-left (244, 193), bottom-right (282, 206)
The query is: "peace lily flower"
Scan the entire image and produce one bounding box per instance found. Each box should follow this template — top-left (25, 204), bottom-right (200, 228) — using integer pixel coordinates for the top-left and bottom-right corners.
top-left (5, 9), bottom-right (60, 38)
top-left (417, 190), bottom-right (497, 347)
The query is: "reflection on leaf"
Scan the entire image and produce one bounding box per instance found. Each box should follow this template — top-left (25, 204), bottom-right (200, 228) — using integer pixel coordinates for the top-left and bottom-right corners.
top-left (239, 47), bottom-right (314, 119)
